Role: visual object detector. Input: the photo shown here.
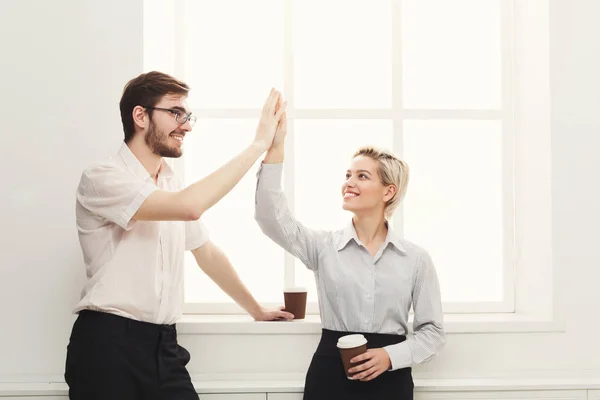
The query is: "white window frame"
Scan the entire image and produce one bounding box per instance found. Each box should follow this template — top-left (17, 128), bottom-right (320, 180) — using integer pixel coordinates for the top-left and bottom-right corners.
top-left (144, 0), bottom-right (554, 319)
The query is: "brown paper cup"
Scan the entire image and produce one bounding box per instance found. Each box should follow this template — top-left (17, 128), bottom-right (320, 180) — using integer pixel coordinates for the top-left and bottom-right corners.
top-left (283, 287), bottom-right (307, 320)
top-left (337, 334), bottom-right (368, 379)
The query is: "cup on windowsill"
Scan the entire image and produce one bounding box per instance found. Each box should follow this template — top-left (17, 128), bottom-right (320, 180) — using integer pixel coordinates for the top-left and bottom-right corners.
top-left (283, 287), bottom-right (307, 320)
top-left (337, 334), bottom-right (368, 379)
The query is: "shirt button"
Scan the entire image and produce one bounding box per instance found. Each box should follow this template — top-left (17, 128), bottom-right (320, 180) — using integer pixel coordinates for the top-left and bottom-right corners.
top-left (367, 294), bottom-right (372, 300)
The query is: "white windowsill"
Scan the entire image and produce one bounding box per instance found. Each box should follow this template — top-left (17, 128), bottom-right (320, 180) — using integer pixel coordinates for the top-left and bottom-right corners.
top-left (176, 313), bottom-right (565, 335)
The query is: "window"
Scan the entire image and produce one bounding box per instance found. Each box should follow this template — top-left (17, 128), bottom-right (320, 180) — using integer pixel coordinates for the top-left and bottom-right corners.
top-left (144, 0), bottom-right (551, 316)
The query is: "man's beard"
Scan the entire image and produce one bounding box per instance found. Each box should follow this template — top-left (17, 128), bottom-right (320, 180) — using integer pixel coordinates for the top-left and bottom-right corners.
top-left (145, 121), bottom-right (182, 158)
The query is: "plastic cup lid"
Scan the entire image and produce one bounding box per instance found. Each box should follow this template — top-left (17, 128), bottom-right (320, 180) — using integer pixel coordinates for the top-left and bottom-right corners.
top-left (337, 334), bottom-right (367, 349)
top-left (283, 287), bottom-right (307, 293)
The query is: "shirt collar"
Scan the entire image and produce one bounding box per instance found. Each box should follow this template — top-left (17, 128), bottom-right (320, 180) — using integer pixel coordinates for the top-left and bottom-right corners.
top-left (336, 220), bottom-right (407, 254)
top-left (336, 221), bottom-right (360, 251)
top-left (385, 225), bottom-right (407, 254)
top-left (117, 142), bottom-right (174, 181)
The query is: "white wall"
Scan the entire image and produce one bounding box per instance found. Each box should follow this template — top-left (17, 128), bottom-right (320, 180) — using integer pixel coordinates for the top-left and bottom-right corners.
top-left (1, 0), bottom-right (600, 383)
top-left (0, 0), bottom-right (143, 380)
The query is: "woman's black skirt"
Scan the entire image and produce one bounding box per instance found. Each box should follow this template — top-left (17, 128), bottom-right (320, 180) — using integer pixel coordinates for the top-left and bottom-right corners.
top-left (303, 329), bottom-right (414, 400)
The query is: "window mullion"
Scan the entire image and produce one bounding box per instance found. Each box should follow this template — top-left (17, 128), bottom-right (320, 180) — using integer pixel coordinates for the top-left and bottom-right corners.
top-left (392, 0), bottom-right (404, 238)
top-left (283, 0), bottom-right (295, 289)
top-left (501, 0), bottom-right (516, 312)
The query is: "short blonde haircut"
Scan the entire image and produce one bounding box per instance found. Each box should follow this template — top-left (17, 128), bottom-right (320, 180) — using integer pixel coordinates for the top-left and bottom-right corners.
top-left (353, 146), bottom-right (410, 218)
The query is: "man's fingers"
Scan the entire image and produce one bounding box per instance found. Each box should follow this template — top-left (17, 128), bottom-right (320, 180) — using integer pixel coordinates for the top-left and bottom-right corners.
top-left (267, 307), bottom-right (294, 321)
top-left (265, 90), bottom-right (280, 113)
top-left (281, 311), bottom-right (294, 320)
top-left (261, 88), bottom-right (274, 111)
top-left (261, 88), bottom-right (278, 114)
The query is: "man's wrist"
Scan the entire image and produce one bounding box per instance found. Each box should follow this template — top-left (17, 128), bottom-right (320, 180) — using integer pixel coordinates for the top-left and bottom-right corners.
top-left (250, 140), bottom-right (269, 154)
top-left (247, 304), bottom-right (264, 320)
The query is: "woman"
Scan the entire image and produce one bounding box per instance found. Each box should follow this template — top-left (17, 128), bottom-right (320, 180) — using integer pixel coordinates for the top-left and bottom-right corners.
top-left (255, 110), bottom-right (446, 399)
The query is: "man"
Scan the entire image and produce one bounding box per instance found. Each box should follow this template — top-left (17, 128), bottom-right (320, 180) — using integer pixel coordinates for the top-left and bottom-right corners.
top-left (65, 71), bottom-right (292, 399)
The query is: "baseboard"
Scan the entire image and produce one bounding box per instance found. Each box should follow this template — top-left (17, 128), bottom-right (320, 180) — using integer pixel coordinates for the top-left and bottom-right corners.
top-left (1, 375), bottom-right (600, 397)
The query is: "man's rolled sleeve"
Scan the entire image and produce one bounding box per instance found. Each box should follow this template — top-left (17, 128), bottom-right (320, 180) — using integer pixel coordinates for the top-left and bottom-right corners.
top-left (185, 219), bottom-right (210, 251)
top-left (77, 164), bottom-right (158, 230)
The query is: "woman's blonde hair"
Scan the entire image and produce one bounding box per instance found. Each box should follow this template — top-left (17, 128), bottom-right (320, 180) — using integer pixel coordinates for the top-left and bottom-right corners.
top-left (353, 146), bottom-right (410, 218)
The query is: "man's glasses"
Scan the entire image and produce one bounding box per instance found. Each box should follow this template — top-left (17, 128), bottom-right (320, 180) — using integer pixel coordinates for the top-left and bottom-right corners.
top-left (145, 107), bottom-right (197, 127)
